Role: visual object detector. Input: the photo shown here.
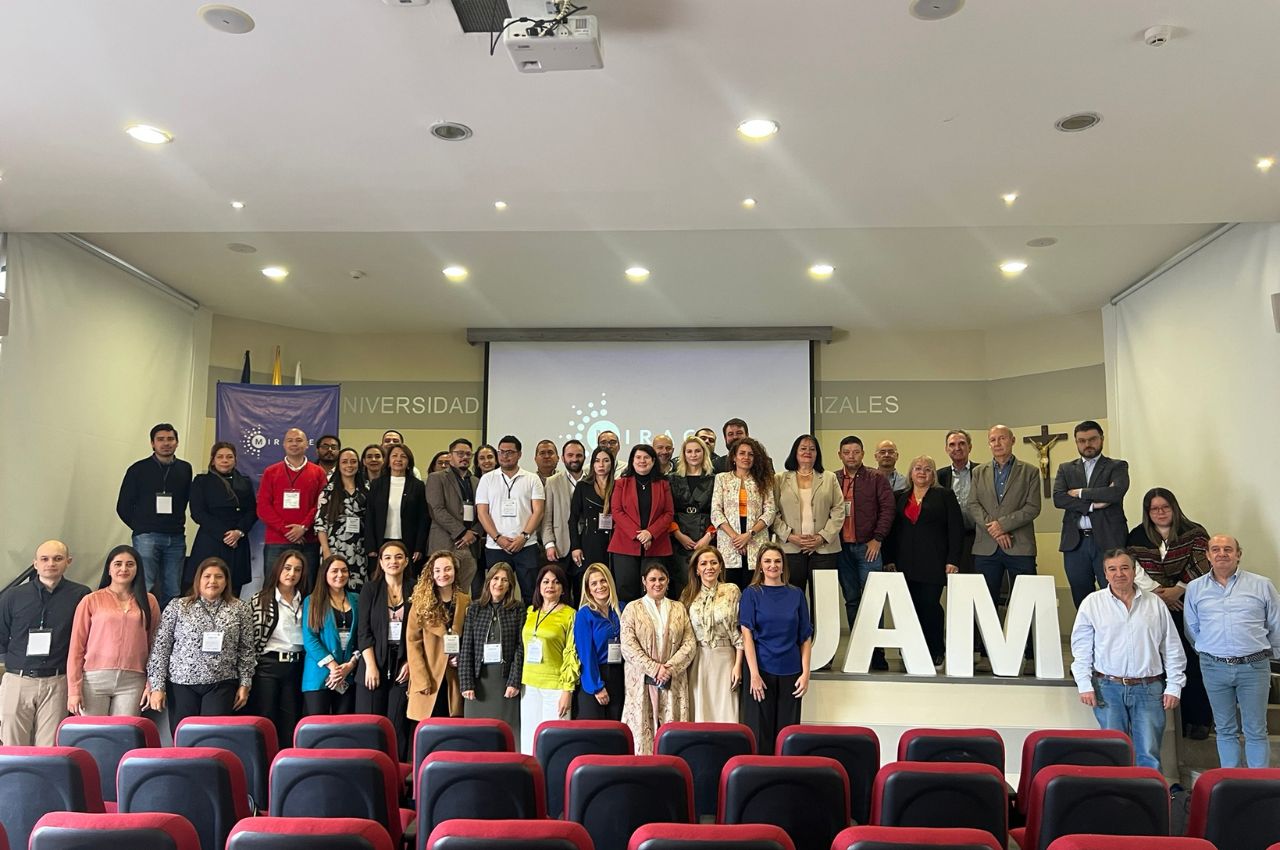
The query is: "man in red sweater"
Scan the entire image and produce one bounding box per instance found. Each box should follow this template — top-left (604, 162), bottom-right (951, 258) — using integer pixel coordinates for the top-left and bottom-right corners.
top-left (257, 428), bottom-right (329, 584)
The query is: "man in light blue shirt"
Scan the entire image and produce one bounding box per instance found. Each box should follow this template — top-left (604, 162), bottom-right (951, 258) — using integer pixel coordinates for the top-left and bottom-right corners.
top-left (1183, 535), bottom-right (1280, 768)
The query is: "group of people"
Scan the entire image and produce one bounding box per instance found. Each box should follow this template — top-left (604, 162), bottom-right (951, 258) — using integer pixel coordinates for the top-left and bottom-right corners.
top-left (0, 416), bottom-right (1272, 773)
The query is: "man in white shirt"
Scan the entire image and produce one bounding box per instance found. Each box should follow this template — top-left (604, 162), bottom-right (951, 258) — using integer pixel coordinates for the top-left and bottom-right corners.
top-left (1070, 549), bottom-right (1186, 772)
top-left (475, 435), bottom-right (546, 604)
top-left (541, 439), bottom-right (587, 602)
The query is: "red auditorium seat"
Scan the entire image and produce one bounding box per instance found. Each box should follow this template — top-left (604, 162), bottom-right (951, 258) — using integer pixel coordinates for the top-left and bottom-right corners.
top-left (56, 715), bottom-right (160, 810)
top-left (425, 819), bottom-right (592, 850)
top-left (655, 722), bottom-right (756, 819)
top-left (1046, 837), bottom-right (1216, 849)
top-left (833, 825), bottom-right (1004, 849)
top-left (0, 746), bottom-right (105, 849)
top-left (295, 714), bottom-right (412, 786)
top-left (269, 748), bottom-right (414, 848)
top-left (412, 718), bottom-right (514, 799)
top-left (629, 822), bottom-right (794, 850)
top-left (228, 816), bottom-right (394, 850)
top-left (174, 715), bottom-right (278, 813)
top-left (566, 754), bottom-right (694, 850)
top-left (718, 755), bottom-right (849, 850)
top-left (1185, 767), bottom-right (1280, 850)
top-left (775, 725), bottom-right (879, 826)
top-left (1014, 730), bottom-right (1133, 815)
top-left (534, 720), bottom-right (633, 819)
top-left (415, 752), bottom-right (546, 849)
top-left (870, 761), bottom-right (1006, 844)
top-left (116, 747), bottom-right (251, 850)
top-left (1010, 766), bottom-right (1167, 850)
top-left (31, 812), bottom-right (200, 850)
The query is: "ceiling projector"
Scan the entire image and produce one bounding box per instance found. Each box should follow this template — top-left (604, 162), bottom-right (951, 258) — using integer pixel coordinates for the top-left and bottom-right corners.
top-left (502, 0), bottom-right (602, 73)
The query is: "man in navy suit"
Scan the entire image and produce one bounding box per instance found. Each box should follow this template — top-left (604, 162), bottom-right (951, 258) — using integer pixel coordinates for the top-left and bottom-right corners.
top-left (936, 428), bottom-right (979, 573)
top-left (1052, 420), bottom-right (1130, 608)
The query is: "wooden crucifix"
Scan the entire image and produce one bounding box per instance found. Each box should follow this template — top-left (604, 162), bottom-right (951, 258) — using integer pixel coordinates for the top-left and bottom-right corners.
top-left (1023, 424), bottom-right (1068, 498)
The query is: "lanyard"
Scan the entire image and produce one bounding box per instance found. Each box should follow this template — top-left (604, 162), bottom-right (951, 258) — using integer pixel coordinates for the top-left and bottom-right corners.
top-left (31, 582), bottom-right (50, 629)
top-left (534, 603), bottom-right (561, 635)
top-left (197, 598), bottom-right (223, 629)
top-left (501, 471), bottom-right (522, 500)
top-left (485, 606), bottom-right (502, 643)
top-left (284, 463), bottom-right (307, 489)
top-left (453, 470), bottom-right (474, 503)
top-left (154, 457), bottom-right (175, 491)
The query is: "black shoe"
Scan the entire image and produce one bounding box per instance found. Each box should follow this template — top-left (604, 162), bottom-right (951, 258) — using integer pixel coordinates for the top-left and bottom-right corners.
top-left (871, 650), bottom-right (889, 671)
top-left (1188, 725), bottom-right (1211, 740)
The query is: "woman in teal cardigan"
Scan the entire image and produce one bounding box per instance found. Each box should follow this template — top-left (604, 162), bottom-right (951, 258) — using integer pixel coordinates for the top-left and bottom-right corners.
top-left (302, 555), bottom-right (360, 714)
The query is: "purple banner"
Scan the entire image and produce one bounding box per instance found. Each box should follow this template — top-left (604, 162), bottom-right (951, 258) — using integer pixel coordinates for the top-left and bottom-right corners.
top-left (215, 383), bottom-right (341, 591)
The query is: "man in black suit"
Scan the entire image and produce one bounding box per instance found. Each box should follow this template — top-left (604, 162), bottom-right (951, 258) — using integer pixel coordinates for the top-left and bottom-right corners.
top-left (936, 428), bottom-right (978, 573)
top-left (1052, 420), bottom-right (1130, 608)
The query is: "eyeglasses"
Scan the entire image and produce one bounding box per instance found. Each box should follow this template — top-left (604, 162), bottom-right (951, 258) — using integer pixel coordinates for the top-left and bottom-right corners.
top-left (497, 449), bottom-right (519, 456)
top-left (1149, 505), bottom-right (1173, 513)
top-left (451, 450), bottom-right (473, 458)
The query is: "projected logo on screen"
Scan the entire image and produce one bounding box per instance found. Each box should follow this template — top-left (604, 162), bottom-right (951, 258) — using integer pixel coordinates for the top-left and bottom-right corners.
top-left (558, 393), bottom-right (619, 446)
top-left (239, 425), bottom-right (269, 459)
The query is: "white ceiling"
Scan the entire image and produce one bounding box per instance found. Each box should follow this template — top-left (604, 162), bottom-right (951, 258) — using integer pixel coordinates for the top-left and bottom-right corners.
top-left (4, 1), bottom-right (1278, 331)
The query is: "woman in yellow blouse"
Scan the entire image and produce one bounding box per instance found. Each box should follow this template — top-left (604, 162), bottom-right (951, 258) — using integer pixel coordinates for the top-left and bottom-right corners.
top-left (406, 550), bottom-right (470, 720)
top-left (519, 563), bottom-right (580, 754)
top-left (711, 437), bottom-right (777, 587)
top-left (679, 546), bottom-right (742, 723)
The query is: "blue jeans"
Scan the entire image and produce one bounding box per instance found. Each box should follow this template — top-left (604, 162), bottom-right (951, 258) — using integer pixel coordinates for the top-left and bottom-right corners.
top-left (837, 541), bottom-right (882, 630)
top-left (1064, 533), bottom-right (1106, 608)
top-left (133, 531), bottom-right (186, 609)
top-left (974, 550), bottom-right (1037, 608)
top-left (1200, 655), bottom-right (1271, 768)
top-left (487, 545), bottom-right (540, 605)
top-left (1092, 678), bottom-right (1167, 771)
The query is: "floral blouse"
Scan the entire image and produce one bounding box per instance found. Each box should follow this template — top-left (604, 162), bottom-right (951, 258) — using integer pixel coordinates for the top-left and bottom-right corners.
top-left (686, 582), bottom-right (744, 649)
top-left (147, 597), bottom-right (257, 689)
top-left (315, 484), bottom-right (369, 589)
top-left (710, 473), bottom-right (777, 570)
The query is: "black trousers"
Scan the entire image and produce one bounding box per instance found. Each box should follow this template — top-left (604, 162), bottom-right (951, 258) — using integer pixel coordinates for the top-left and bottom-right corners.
top-left (741, 671), bottom-right (802, 756)
top-left (906, 579), bottom-right (945, 660)
top-left (247, 657), bottom-right (303, 748)
top-left (304, 686), bottom-right (355, 716)
top-left (611, 554), bottom-right (645, 606)
top-left (168, 679), bottom-right (238, 739)
top-left (575, 663), bottom-right (625, 721)
top-left (356, 660), bottom-right (414, 762)
top-left (784, 551), bottom-right (837, 597)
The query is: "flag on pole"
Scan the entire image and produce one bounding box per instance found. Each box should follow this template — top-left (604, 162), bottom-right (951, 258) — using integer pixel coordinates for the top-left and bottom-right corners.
top-left (270, 346), bottom-right (282, 385)
top-left (294, 361), bottom-right (303, 385)
top-left (239, 350), bottom-right (251, 383)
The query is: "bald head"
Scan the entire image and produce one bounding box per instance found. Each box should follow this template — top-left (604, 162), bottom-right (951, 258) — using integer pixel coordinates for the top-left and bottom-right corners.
top-left (33, 540), bottom-right (72, 587)
top-left (283, 428), bottom-right (308, 460)
top-left (1207, 534), bottom-right (1243, 577)
top-left (988, 424), bottom-right (1014, 461)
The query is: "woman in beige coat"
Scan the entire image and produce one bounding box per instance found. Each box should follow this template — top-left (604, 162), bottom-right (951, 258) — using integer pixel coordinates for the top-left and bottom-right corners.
top-left (620, 562), bottom-right (696, 754)
top-left (772, 434), bottom-right (845, 595)
top-left (407, 550), bottom-right (470, 720)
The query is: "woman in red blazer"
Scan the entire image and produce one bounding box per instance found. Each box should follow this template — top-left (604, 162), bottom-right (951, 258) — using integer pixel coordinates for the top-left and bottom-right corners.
top-left (608, 444), bottom-right (674, 605)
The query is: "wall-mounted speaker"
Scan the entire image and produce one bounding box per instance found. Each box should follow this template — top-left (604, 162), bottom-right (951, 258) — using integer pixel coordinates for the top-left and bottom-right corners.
top-left (0, 296), bottom-right (9, 337)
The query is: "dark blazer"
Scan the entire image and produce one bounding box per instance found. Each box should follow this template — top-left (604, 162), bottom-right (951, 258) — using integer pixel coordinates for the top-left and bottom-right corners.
top-left (885, 487), bottom-right (965, 585)
top-left (569, 479), bottom-right (613, 565)
top-left (357, 579), bottom-right (415, 674)
top-left (365, 474), bottom-right (429, 558)
top-left (606, 476), bottom-right (675, 557)
top-left (188, 470), bottom-right (258, 589)
top-left (1051, 455), bottom-right (1129, 552)
top-left (936, 461), bottom-right (978, 490)
top-left (457, 600), bottom-right (525, 694)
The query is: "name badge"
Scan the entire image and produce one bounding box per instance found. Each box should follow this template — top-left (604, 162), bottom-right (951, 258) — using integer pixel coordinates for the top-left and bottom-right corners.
top-left (500, 498), bottom-right (518, 518)
top-left (483, 642), bottom-right (502, 664)
top-left (202, 631), bottom-right (225, 653)
top-left (338, 629), bottom-right (352, 647)
top-left (155, 493), bottom-right (173, 515)
top-left (388, 620), bottom-right (403, 643)
top-left (343, 516), bottom-right (361, 535)
top-left (844, 500), bottom-right (853, 516)
top-left (27, 629), bottom-right (52, 657)
top-left (598, 513), bottom-right (614, 530)
top-left (462, 504), bottom-right (476, 522)
top-left (607, 641), bottom-right (622, 664)
top-left (283, 490), bottom-right (302, 510)
top-left (444, 633), bottom-right (460, 654)
top-left (526, 637), bottom-right (544, 664)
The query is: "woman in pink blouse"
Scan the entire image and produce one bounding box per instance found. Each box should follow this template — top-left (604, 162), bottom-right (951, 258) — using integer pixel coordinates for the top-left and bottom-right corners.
top-left (67, 545), bottom-right (161, 716)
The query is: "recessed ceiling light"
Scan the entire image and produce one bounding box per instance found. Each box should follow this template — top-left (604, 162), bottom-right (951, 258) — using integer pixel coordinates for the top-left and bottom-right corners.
top-left (808, 263), bottom-right (835, 280)
top-left (230, 200), bottom-right (245, 210)
top-left (226, 242), bottom-right (257, 254)
top-left (125, 124), bottom-right (173, 145)
top-left (909, 0), bottom-right (965, 21)
top-left (1002, 192), bottom-right (1018, 205)
top-left (198, 4), bottom-right (255, 34)
top-left (999, 260), bottom-right (1028, 276)
top-left (1026, 237), bottom-right (1058, 248)
top-left (625, 266), bottom-right (650, 283)
top-left (1054, 112), bottom-right (1102, 133)
top-left (737, 119), bottom-right (779, 139)
top-left (430, 122), bottom-right (473, 141)
top-left (1257, 157), bottom-right (1275, 173)
top-left (741, 198), bottom-right (757, 209)
top-left (494, 200), bottom-right (508, 210)
top-left (261, 266), bottom-right (288, 281)
top-left (442, 265), bottom-right (469, 283)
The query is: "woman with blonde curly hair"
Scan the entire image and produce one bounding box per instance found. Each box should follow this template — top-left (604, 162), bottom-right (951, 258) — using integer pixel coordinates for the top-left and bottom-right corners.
top-left (407, 549), bottom-right (470, 720)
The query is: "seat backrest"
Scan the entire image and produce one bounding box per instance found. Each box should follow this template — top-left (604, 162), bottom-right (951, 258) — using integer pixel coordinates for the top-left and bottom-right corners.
top-left (416, 753), bottom-right (545, 849)
top-left (628, 823), bottom-right (794, 850)
top-left (427, 818), bottom-right (593, 850)
top-left (1023, 766), bottom-right (1167, 850)
top-left (228, 816), bottom-right (394, 850)
top-left (31, 812), bottom-right (200, 850)
top-left (896, 729), bottom-right (1004, 772)
top-left (413, 719), bottom-right (514, 798)
top-left (534, 720), bottom-right (633, 818)
top-left (1045, 837), bottom-right (1216, 850)
top-left (1186, 767), bottom-right (1280, 850)
top-left (269, 749), bottom-right (403, 846)
top-left (0, 746), bottom-right (105, 848)
top-left (294, 715), bottom-right (398, 763)
top-left (833, 825), bottom-right (1004, 850)
top-left (718, 756), bottom-right (850, 850)
top-left (175, 716), bottom-right (277, 812)
top-left (566, 755), bottom-right (694, 850)
top-left (776, 724), bottom-right (879, 826)
top-left (871, 762), bottom-right (1006, 844)
top-left (56, 716), bottom-right (160, 804)
top-left (1016, 730), bottom-right (1133, 814)
top-left (117, 747), bottom-right (251, 850)
top-left (655, 722), bottom-right (756, 819)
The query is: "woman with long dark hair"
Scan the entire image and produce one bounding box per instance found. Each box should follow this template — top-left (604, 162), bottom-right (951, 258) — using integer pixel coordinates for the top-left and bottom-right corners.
top-left (519, 563), bottom-right (580, 754)
top-left (301, 555), bottom-right (360, 715)
top-left (458, 561), bottom-right (524, 732)
top-left (773, 434), bottom-right (844, 595)
top-left (316, 447), bottom-right (369, 590)
top-left (712, 437), bottom-right (777, 587)
top-left (361, 444), bottom-right (386, 487)
top-left (247, 549), bottom-right (307, 745)
top-left (365, 444), bottom-right (429, 567)
top-left (608, 444), bottom-right (675, 605)
top-left (474, 444), bottom-right (499, 478)
top-left (67, 545), bottom-right (161, 716)
top-left (620, 561), bottom-right (696, 754)
top-left (570, 448), bottom-right (617, 572)
top-left (188, 442), bottom-right (258, 596)
top-left (357, 540), bottom-right (416, 760)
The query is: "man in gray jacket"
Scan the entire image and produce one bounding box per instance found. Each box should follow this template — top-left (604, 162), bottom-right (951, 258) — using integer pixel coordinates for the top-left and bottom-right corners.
top-left (965, 424), bottom-right (1042, 608)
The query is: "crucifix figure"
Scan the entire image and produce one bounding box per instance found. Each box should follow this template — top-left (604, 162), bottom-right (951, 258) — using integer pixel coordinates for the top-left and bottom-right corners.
top-left (1023, 424), bottom-right (1068, 497)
